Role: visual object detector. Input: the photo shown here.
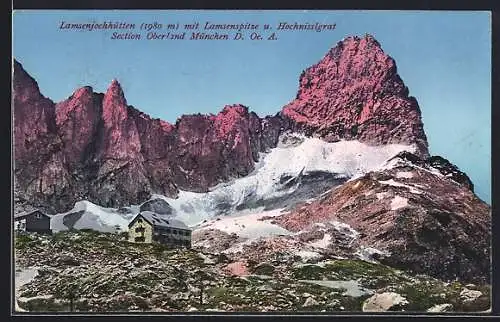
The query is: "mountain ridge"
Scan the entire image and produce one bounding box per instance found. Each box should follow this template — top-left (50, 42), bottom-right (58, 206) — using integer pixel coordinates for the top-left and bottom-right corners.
top-left (14, 34), bottom-right (431, 214)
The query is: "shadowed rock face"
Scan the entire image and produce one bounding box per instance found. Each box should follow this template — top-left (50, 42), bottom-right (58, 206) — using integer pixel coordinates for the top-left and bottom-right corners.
top-left (387, 151), bottom-right (475, 191)
top-left (275, 152), bottom-right (490, 284)
top-left (13, 34), bottom-right (430, 213)
top-left (62, 210), bottom-right (85, 230)
top-left (13, 61), bottom-right (73, 212)
top-left (139, 199), bottom-right (174, 216)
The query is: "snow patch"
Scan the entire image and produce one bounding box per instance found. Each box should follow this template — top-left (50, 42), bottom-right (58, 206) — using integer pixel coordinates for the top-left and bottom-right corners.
top-left (294, 262), bottom-right (329, 268)
top-left (330, 220), bottom-right (360, 240)
top-left (295, 250), bottom-right (322, 261)
top-left (51, 201), bottom-right (137, 233)
top-left (196, 208), bottom-right (291, 239)
top-left (379, 155), bottom-right (409, 170)
top-left (396, 171), bottom-right (414, 179)
top-left (309, 233), bottom-right (332, 249)
top-left (379, 179), bottom-right (422, 194)
top-left (52, 138), bottom-right (415, 233)
top-left (390, 196), bottom-right (409, 210)
top-left (299, 280), bottom-right (373, 297)
top-left (178, 165), bottom-right (191, 175)
top-left (160, 139), bottom-right (415, 226)
top-left (354, 246), bottom-right (390, 263)
top-left (376, 192), bottom-right (391, 200)
top-left (15, 267), bottom-right (38, 295)
top-left (382, 155), bottom-right (447, 181)
top-left (15, 266), bottom-right (39, 311)
top-left (426, 166), bottom-right (446, 177)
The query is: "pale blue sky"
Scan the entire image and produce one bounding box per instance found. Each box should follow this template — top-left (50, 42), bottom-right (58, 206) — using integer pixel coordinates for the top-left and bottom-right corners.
top-left (12, 10), bottom-right (491, 203)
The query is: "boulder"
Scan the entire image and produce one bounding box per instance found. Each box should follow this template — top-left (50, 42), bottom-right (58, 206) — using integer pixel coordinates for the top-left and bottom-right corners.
top-left (56, 255), bottom-right (80, 267)
top-left (139, 198), bottom-right (174, 215)
top-left (460, 288), bottom-right (483, 304)
top-left (362, 292), bottom-right (408, 312)
top-left (251, 263), bottom-right (275, 276)
top-left (17, 294), bottom-right (67, 311)
top-left (302, 297), bottom-right (319, 308)
top-left (427, 303), bottom-right (453, 312)
top-left (224, 261), bottom-right (249, 276)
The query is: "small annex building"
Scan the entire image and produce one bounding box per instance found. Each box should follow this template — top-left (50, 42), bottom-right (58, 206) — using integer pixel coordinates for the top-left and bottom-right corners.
top-left (14, 210), bottom-right (52, 234)
top-left (128, 211), bottom-right (191, 248)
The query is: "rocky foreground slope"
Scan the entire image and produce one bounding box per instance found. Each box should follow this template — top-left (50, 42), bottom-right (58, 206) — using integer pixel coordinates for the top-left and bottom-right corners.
top-left (14, 34), bottom-right (428, 214)
top-left (275, 151), bottom-right (490, 284)
top-left (15, 231), bottom-right (490, 313)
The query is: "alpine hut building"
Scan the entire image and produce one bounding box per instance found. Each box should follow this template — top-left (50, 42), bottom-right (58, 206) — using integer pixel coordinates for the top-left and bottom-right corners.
top-left (128, 211), bottom-right (191, 248)
top-left (14, 210), bottom-right (52, 234)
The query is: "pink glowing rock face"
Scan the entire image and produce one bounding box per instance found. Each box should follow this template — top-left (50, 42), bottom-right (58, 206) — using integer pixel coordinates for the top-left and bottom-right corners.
top-left (102, 80), bottom-right (127, 127)
top-left (55, 86), bottom-right (98, 164)
top-left (13, 60), bottom-right (282, 212)
top-left (13, 60), bottom-right (57, 163)
top-left (170, 104), bottom-right (262, 192)
top-left (159, 120), bottom-right (174, 132)
top-left (100, 80), bottom-right (142, 159)
top-left (214, 104), bottom-right (249, 139)
top-left (282, 35), bottom-right (428, 156)
top-left (12, 34), bottom-right (430, 213)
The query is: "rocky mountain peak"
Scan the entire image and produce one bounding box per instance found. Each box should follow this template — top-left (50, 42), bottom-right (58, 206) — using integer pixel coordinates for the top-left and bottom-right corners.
top-left (214, 104), bottom-right (250, 139)
top-left (11, 35), bottom-right (467, 214)
top-left (110, 78), bottom-right (122, 89)
top-left (104, 79), bottom-right (126, 107)
top-left (13, 60), bottom-right (57, 165)
top-left (13, 60), bottom-right (49, 103)
top-left (282, 34), bottom-right (428, 157)
top-left (221, 104), bottom-right (249, 115)
top-left (72, 86), bottom-right (94, 99)
top-left (327, 34), bottom-right (384, 61)
top-left (102, 79), bottom-right (128, 128)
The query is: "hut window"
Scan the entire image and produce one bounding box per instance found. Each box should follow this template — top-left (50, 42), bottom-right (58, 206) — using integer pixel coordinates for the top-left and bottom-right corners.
top-left (35, 213), bottom-right (42, 219)
top-left (135, 227), bottom-right (145, 233)
top-left (135, 236), bottom-right (145, 242)
top-left (173, 230), bottom-right (177, 234)
top-left (137, 218), bottom-right (143, 223)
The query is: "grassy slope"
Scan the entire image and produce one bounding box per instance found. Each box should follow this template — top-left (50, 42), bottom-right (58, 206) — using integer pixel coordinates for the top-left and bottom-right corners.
top-left (14, 231), bottom-right (491, 312)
